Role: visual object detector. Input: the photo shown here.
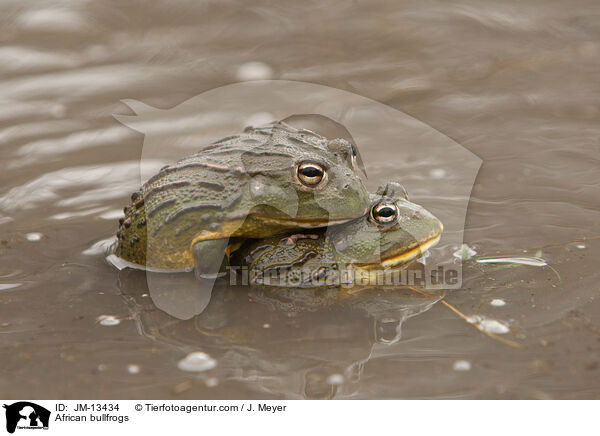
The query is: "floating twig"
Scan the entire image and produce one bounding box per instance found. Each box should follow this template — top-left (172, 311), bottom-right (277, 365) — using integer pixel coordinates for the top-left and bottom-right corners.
top-left (407, 286), bottom-right (524, 349)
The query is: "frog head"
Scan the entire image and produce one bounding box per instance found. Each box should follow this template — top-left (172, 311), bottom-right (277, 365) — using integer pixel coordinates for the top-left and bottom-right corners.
top-left (235, 181), bottom-right (443, 288)
top-left (329, 181), bottom-right (443, 269)
top-left (293, 137), bottom-right (368, 225)
top-left (239, 127), bottom-right (369, 227)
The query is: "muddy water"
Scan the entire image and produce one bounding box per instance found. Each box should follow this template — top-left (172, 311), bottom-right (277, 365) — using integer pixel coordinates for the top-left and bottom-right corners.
top-left (1, 0), bottom-right (599, 399)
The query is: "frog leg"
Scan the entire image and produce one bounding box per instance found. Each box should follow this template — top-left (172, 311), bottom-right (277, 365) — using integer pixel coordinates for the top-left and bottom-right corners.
top-left (147, 270), bottom-right (213, 320)
top-left (192, 239), bottom-right (230, 280)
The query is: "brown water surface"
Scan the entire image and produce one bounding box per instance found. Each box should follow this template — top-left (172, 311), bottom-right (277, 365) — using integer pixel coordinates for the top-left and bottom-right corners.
top-left (1, 0), bottom-right (599, 399)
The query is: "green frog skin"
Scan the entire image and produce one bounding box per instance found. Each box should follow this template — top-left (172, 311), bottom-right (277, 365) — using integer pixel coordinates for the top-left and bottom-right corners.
top-left (235, 182), bottom-right (443, 287)
top-left (113, 121), bottom-right (369, 278)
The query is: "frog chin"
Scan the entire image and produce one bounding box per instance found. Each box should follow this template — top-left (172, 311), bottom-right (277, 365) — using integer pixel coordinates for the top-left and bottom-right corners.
top-left (354, 234), bottom-right (441, 272)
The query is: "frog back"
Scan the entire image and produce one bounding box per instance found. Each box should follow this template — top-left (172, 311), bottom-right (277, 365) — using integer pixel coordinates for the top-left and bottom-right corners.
top-left (115, 123), bottom-right (335, 270)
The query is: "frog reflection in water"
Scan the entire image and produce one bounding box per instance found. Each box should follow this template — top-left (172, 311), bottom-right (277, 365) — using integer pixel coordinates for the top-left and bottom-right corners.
top-left (119, 275), bottom-right (443, 399)
top-left (232, 181), bottom-right (443, 288)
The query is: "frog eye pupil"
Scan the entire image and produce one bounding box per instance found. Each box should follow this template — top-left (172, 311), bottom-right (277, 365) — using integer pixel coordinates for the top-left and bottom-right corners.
top-left (297, 162), bottom-right (325, 186)
top-left (301, 166), bottom-right (321, 178)
top-left (371, 202), bottom-right (398, 225)
top-left (378, 207), bottom-right (395, 217)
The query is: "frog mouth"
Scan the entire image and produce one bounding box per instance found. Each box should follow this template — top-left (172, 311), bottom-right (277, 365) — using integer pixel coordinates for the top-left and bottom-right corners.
top-left (356, 233), bottom-right (442, 270)
top-left (256, 215), bottom-right (354, 228)
top-left (379, 234), bottom-right (441, 268)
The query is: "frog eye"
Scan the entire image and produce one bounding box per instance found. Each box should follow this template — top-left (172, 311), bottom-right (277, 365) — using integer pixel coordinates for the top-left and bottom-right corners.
top-left (370, 201), bottom-right (399, 225)
top-left (297, 162), bottom-right (325, 186)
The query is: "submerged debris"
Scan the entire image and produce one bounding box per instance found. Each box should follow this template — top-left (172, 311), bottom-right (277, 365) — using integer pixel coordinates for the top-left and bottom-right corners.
top-left (453, 244), bottom-right (477, 261)
top-left (476, 256), bottom-right (547, 266)
top-left (0, 283), bottom-right (22, 291)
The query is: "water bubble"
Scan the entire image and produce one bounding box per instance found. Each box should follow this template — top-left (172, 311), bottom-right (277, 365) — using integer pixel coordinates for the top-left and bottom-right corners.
top-left (429, 168), bottom-right (447, 179)
top-left (490, 299), bottom-right (506, 307)
top-left (263, 323), bottom-right (271, 329)
top-left (236, 61), bottom-right (273, 81)
top-left (97, 364), bottom-right (107, 372)
top-left (127, 364), bottom-right (140, 374)
top-left (576, 244), bottom-right (585, 249)
top-left (97, 315), bottom-right (120, 326)
top-left (25, 232), bottom-right (43, 242)
top-left (326, 374), bottom-right (344, 385)
top-left (205, 377), bottom-right (219, 387)
top-left (453, 360), bottom-right (472, 371)
top-left (177, 352), bottom-right (217, 372)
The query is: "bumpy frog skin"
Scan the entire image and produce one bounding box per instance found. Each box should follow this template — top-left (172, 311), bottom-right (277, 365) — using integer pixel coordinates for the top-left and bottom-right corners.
top-left (235, 182), bottom-right (443, 287)
top-left (113, 121), bottom-right (369, 276)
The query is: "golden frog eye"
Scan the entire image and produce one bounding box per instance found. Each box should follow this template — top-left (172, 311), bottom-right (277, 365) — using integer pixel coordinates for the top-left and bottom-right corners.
top-left (370, 201), bottom-right (399, 225)
top-left (297, 162), bottom-right (325, 186)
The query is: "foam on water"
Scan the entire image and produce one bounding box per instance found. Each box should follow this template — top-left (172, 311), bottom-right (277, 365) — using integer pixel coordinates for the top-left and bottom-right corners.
top-left (177, 352), bottom-right (217, 372)
top-left (453, 360), bottom-right (472, 371)
top-left (25, 232), bottom-right (43, 242)
top-left (97, 315), bottom-right (120, 327)
top-left (83, 237), bottom-right (116, 256)
top-left (326, 374), bottom-right (344, 385)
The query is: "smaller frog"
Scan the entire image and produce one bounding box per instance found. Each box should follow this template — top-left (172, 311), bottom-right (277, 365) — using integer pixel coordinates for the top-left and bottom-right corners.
top-left (233, 182), bottom-right (443, 287)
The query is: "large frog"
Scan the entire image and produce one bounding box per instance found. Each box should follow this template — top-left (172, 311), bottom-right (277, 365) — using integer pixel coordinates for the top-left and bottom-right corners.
top-left (113, 121), bottom-right (369, 278)
top-left (233, 182), bottom-right (443, 287)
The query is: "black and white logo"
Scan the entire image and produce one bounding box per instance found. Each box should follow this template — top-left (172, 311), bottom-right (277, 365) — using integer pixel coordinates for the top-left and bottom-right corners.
top-left (3, 402), bottom-right (50, 434)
